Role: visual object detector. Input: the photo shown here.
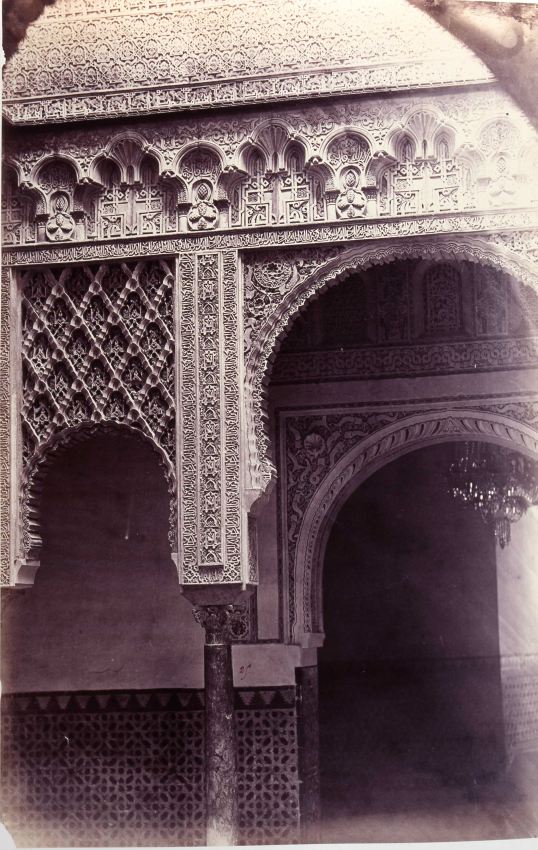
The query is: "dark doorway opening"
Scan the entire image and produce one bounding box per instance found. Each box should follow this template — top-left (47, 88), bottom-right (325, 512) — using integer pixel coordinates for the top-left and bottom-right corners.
top-left (318, 442), bottom-right (518, 842)
top-left (1, 430), bottom-right (186, 692)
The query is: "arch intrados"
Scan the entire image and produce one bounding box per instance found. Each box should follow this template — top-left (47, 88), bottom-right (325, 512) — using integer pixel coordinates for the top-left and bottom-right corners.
top-left (292, 408), bottom-right (538, 644)
top-left (18, 421), bottom-right (175, 587)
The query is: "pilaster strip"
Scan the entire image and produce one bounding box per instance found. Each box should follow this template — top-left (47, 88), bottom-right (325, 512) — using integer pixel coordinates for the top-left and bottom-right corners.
top-left (222, 251), bottom-right (242, 581)
top-left (196, 253), bottom-right (224, 568)
top-left (178, 254), bottom-right (198, 581)
top-left (0, 266), bottom-right (12, 583)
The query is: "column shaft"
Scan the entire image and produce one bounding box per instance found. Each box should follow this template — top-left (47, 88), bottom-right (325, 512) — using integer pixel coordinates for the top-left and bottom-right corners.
top-left (205, 641), bottom-right (238, 845)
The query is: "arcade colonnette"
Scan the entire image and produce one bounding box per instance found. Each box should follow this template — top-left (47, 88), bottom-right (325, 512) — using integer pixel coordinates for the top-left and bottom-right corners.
top-left (1, 0), bottom-right (538, 845)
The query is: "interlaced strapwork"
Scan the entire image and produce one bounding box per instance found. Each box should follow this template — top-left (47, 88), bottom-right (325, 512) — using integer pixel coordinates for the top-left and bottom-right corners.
top-left (21, 260), bottom-right (176, 477)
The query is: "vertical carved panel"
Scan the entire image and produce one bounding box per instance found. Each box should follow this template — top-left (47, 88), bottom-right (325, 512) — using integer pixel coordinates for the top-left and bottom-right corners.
top-left (0, 267), bottom-right (12, 584)
top-left (423, 263), bottom-right (463, 336)
top-left (197, 254), bottom-right (223, 567)
top-left (179, 252), bottom-right (243, 584)
top-left (222, 251), bottom-right (242, 579)
top-left (178, 254), bottom-right (198, 579)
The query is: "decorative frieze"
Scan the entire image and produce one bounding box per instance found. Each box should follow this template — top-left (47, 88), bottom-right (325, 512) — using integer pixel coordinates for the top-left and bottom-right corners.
top-left (4, 90), bottom-right (538, 248)
top-left (2, 0), bottom-right (492, 125)
top-left (4, 211), bottom-right (538, 271)
top-left (271, 337), bottom-right (538, 384)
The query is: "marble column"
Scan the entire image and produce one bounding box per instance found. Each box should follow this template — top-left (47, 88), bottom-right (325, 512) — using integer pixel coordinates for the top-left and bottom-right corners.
top-left (191, 593), bottom-right (250, 845)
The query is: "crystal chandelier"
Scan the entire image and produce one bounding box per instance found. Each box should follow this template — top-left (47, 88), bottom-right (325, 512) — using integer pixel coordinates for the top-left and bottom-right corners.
top-left (448, 442), bottom-right (538, 548)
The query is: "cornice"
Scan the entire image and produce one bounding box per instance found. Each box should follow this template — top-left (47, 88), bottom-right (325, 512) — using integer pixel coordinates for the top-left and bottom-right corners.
top-left (2, 69), bottom-right (495, 127)
top-left (3, 208), bottom-right (538, 268)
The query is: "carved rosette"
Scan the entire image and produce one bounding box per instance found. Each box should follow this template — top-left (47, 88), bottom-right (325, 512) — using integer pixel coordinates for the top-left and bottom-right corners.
top-left (193, 604), bottom-right (250, 645)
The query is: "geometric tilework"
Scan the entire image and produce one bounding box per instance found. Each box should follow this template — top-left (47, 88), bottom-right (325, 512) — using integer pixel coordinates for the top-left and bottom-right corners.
top-left (501, 655), bottom-right (538, 760)
top-left (1, 687), bottom-right (300, 847)
top-left (1, 691), bottom-right (205, 847)
top-left (236, 688), bottom-right (299, 845)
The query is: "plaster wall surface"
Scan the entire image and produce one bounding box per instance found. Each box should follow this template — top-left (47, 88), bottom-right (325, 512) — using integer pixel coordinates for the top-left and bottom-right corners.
top-left (1, 434), bottom-right (204, 693)
top-left (319, 443), bottom-right (506, 829)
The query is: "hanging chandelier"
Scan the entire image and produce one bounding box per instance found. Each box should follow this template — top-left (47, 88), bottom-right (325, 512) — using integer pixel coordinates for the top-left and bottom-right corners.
top-left (448, 442), bottom-right (538, 548)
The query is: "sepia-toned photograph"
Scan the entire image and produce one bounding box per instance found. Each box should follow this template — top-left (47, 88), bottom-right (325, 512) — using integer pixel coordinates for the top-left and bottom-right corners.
top-left (1, 0), bottom-right (538, 847)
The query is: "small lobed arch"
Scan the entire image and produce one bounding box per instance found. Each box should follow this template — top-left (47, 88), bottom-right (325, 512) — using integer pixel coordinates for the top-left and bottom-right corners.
top-left (291, 407), bottom-right (538, 646)
top-left (432, 125), bottom-right (457, 159)
top-left (18, 421), bottom-right (176, 587)
top-left (30, 154), bottom-right (82, 189)
top-left (3, 158), bottom-right (25, 188)
top-left (283, 139), bottom-right (307, 173)
top-left (251, 119), bottom-right (294, 171)
top-left (94, 155), bottom-right (122, 188)
top-left (237, 142), bottom-right (268, 177)
top-left (174, 142), bottom-right (225, 182)
top-left (99, 132), bottom-right (162, 184)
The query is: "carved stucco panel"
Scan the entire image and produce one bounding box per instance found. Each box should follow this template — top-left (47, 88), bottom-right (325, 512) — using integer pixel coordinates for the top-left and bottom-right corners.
top-left (2, 0), bottom-right (493, 124)
top-left (0, 267), bottom-right (13, 584)
top-left (178, 251), bottom-right (242, 585)
top-left (16, 260), bottom-right (177, 583)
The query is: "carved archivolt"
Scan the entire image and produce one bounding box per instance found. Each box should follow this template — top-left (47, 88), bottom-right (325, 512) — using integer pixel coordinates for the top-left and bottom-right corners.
top-left (281, 401), bottom-right (538, 645)
top-left (18, 260), bottom-right (176, 582)
top-left (244, 235), bottom-right (538, 495)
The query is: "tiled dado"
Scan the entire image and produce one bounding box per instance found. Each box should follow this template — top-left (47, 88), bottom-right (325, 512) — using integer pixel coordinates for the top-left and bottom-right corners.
top-left (1, 687), bottom-right (299, 847)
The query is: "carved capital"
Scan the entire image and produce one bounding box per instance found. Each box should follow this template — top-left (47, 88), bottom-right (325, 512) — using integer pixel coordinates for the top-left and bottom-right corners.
top-left (193, 604), bottom-right (250, 645)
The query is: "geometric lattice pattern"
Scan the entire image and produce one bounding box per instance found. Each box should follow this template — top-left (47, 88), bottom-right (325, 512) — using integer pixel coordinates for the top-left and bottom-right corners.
top-left (1, 688), bottom-right (300, 847)
top-left (0, 691), bottom-right (205, 847)
top-left (236, 689), bottom-right (300, 845)
top-left (21, 260), bottom-right (175, 476)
